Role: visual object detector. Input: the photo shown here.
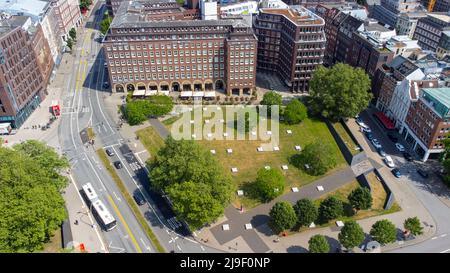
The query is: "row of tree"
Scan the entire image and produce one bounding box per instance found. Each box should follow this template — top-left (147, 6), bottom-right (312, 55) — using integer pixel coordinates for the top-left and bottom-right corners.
top-left (308, 216), bottom-right (423, 252)
top-left (124, 95), bottom-right (174, 125)
top-left (0, 141), bottom-right (69, 252)
top-left (148, 137), bottom-right (235, 230)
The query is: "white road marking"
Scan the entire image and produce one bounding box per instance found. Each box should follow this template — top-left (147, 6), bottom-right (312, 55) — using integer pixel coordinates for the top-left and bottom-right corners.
top-left (177, 245), bottom-right (181, 251)
top-left (440, 234), bottom-right (447, 238)
top-left (200, 246), bottom-right (205, 251)
top-left (108, 241), bottom-right (125, 253)
top-left (440, 249), bottom-right (450, 253)
top-left (135, 150), bottom-right (148, 155)
top-left (113, 191), bottom-right (122, 202)
top-left (432, 236), bottom-right (438, 240)
top-left (140, 238), bottom-right (152, 252)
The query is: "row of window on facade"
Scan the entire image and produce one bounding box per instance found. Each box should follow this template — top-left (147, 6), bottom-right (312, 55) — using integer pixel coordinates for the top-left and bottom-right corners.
top-left (115, 26), bottom-right (228, 34)
top-left (111, 64), bottom-right (229, 72)
top-left (111, 71), bottom-right (226, 82)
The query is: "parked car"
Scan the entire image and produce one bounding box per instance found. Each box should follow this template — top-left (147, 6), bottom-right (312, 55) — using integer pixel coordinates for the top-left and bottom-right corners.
top-left (395, 143), bottom-right (405, 152)
top-left (133, 191), bottom-right (146, 206)
top-left (103, 82), bottom-right (110, 88)
top-left (371, 138), bottom-right (382, 149)
top-left (391, 168), bottom-right (401, 178)
top-left (365, 132), bottom-right (374, 141)
top-left (403, 152), bottom-right (413, 161)
top-left (113, 161), bottom-right (123, 169)
top-left (384, 156), bottom-right (395, 168)
top-left (362, 126), bottom-right (372, 133)
top-left (417, 169), bottom-right (429, 178)
top-left (377, 148), bottom-right (386, 157)
top-left (105, 148), bottom-right (115, 156)
top-left (356, 118), bottom-right (369, 130)
top-left (387, 133), bottom-right (398, 143)
top-left (104, 62), bottom-right (108, 67)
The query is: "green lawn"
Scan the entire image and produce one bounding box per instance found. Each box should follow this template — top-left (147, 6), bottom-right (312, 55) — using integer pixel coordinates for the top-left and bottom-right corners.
top-left (139, 111), bottom-right (348, 209)
top-left (333, 122), bottom-right (361, 156)
top-left (136, 127), bottom-right (165, 161)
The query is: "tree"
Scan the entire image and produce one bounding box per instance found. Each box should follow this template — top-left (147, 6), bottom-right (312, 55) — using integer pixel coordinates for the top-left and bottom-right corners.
top-left (309, 63), bottom-right (372, 121)
top-left (69, 28), bottom-right (76, 41)
top-left (166, 181), bottom-right (223, 230)
top-left (100, 16), bottom-right (113, 35)
top-left (404, 217), bottom-right (423, 236)
top-left (253, 168), bottom-right (285, 202)
top-left (269, 201), bottom-right (297, 234)
top-left (338, 220), bottom-right (365, 250)
top-left (0, 142), bottom-right (68, 252)
top-left (124, 95), bottom-right (174, 125)
top-left (79, 0), bottom-right (92, 10)
top-left (176, 0), bottom-right (185, 6)
top-left (149, 137), bottom-right (235, 229)
top-left (293, 198), bottom-right (318, 227)
top-left (370, 219), bottom-right (397, 245)
top-left (348, 187), bottom-right (373, 212)
top-left (261, 91), bottom-right (282, 115)
top-left (284, 99), bottom-right (307, 124)
top-left (319, 196), bottom-right (344, 222)
top-left (292, 140), bottom-right (337, 176)
top-left (308, 234), bottom-right (329, 253)
top-left (66, 38), bottom-right (73, 51)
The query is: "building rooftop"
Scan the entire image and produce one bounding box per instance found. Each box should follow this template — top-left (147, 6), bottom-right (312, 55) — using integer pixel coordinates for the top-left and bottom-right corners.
top-left (0, 0), bottom-right (49, 18)
top-left (422, 88), bottom-right (450, 114)
top-left (111, 0), bottom-right (251, 28)
top-left (260, 6), bottom-right (324, 26)
top-left (0, 15), bottom-right (29, 37)
top-left (428, 13), bottom-right (450, 24)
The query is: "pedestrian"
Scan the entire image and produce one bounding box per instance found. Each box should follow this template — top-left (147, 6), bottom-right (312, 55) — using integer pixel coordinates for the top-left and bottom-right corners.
top-left (74, 220), bottom-right (79, 225)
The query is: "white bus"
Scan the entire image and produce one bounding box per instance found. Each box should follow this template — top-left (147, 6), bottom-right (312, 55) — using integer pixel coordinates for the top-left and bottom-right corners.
top-left (91, 199), bottom-right (117, 231)
top-left (81, 183), bottom-right (98, 205)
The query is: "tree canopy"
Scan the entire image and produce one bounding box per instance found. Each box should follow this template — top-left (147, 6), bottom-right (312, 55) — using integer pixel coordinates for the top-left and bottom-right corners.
top-left (403, 217), bottom-right (423, 236)
top-left (0, 141), bottom-right (68, 252)
top-left (308, 234), bottom-right (330, 253)
top-left (149, 137), bottom-right (235, 229)
top-left (253, 168), bottom-right (285, 202)
top-left (338, 220), bottom-right (365, 250)
top-left (292, 140), bottom-right (337, 176)
top-left (125, 95), bottom-right (174, 125)
top-left (348, 187), bottom-right (373, 212)
top-left (100, 16), bottom-right (113, 35)
top-left (69, 28), bottom-right (76, 41)
top-left (293, 198), bottom-right (318, 227)
top-left (309, 63), bottom-right (372, 121)
top-left (319, 196), bottom-right (344, 222)
top-left (284, 99), bottom-right (307, 124)
top-left (370, 219), bottom-right (397, 245)
top-left (269, 201), bottom-right (297, 234)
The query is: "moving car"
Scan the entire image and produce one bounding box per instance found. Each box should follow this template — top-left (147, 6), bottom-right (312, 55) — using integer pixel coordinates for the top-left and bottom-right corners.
top-left (384, 156), bottom-right (395, 168)
top-left (371, 138), bottom-right (382, 149)
top-left (377, 148), bottom-right (386, 157)
top-left (133, 191), bottom-right (145, 206)
top-left (105, 148), bottom-right (115, 156)
top-left (395, 143), bottom-right (405, 152)
top-left (391, 168), bottom-right (401, 178)
top-left (387, 133), bottom-right (398, 143)
top-left (113, 161), bottom-right (123, 169)
top-left (417, 169), bottom-right (429, 178)
top-left (403, 152), bottom-right (413, 161)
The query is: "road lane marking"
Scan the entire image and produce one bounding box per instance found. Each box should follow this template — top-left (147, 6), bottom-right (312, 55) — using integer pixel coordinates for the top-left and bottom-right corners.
top-left (441, 234), bottom-right (447, 238)
top-left (440, 249), bottom-right (450, 253)
top-left (200, 246), bottom-right (205, 251)
top-left (177, 245), bottom-right (182, 251)
top-left (107, 195), bottom-right (142, 253)
top-left (432, 236), bottom-right (438, 240)
top-left (113, 191), bottom-right (122, 202)
top-left (140, 238), bottom-right (152, 252)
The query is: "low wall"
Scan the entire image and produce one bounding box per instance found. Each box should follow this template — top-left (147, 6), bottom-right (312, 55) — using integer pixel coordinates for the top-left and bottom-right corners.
top-left (356, 170), bottom-right (395, 210)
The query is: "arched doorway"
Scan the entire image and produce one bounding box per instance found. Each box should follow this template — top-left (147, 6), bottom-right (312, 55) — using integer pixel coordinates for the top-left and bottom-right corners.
top-left (172, 82), bottom-right (180, 92)
top-left (232, 88), bottom-right (240, 96)
top-left (136, 83), bottom-right (146, 91)
top-left (149, 82), bottom-right (158, 91)
top-left (205, 81), bottom-right (213, 91)
top-left (127, 84), bottom-right (135, 91)
top-left (215, 80), bottom-right (224, 90)
top-left (182, 81), bottom-right (192, 91)
top-left (193, 81), bottom-right (203, 91)
top-left (115, 84), bottom-right (124, 93)
top-left (243, 87), bottom-right (251, 95)
top-left (160, 81), bottom-right (170, 91)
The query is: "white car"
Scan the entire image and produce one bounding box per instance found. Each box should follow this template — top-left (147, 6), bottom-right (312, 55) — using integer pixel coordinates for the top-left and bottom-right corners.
top-left (356, 118), bottom-right (369, 129)
top-left (395, 143), bottom-right (405, 152)
top-left (371, 138), bottom-right (382, 149)
top-left (384, 156), bottom-right (395, 168)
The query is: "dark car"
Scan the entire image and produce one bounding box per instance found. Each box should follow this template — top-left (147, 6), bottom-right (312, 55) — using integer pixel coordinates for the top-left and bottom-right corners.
top-left (103, 82), bottom-right (110, 88)
top-left (105, 148), bottom-right (114, 156)
top-left (387, 133), bottom-right (398, 143)
top-left (417, 169), bottom-right (429, 178)
top-left (365, 132), bottom-right (374, 141)
top-left (114, 161), bottom-right (123, 169)
top-left (403, 152), bottom-right (413, 161)
top-left (133, 191), bottom-right (145, 206)
top-left (391, 168), bottom-right (401, 178)
top-left (377, 148), bottom-right (387, 157)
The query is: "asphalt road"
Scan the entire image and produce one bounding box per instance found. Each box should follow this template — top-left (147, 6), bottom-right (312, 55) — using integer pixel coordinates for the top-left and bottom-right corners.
top-left (60, 1), bottom-right (221, 253)
top-left (59, 1), bottom-right (152, 253)
top-left (358, 109), bottom-right (450, 253)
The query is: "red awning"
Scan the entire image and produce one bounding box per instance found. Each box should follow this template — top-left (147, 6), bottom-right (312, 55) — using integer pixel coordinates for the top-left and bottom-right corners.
top-left (373, 111), bottom-right (395, 130)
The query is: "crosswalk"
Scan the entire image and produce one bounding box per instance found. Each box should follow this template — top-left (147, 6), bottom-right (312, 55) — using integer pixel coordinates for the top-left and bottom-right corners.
top-left (167, 217), bottom-right (182, 230)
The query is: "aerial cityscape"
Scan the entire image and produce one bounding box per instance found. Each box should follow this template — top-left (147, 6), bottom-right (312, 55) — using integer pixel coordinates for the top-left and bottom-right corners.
top-left (0, 0), bottom-right (449, 257)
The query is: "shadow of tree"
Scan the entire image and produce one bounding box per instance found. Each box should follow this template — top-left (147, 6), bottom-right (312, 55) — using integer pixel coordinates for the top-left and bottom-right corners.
top-left (286, 245), bottom-right (308, 253)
